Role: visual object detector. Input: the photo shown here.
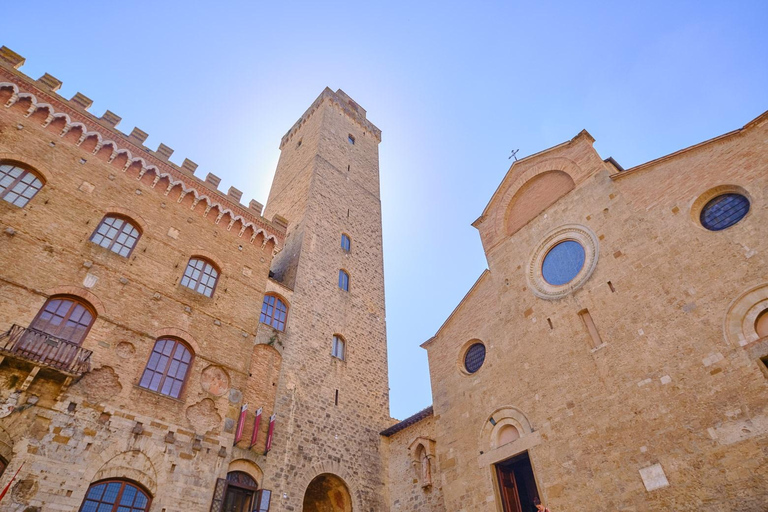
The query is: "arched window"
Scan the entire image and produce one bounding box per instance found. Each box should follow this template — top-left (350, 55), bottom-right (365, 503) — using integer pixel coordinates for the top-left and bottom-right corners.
top-left (332, 335), bottom-right (345, 360)
top-left (0, 162), bottom-right (44, 207)
top-left (260, 294), bottom-right (288, 331)
top-left (756, 310), bottom-right (768, 339)
top-left (29, 296), bottom-right (95, 345)
top-left (181, 257), bottom-right (219, 297)
top-left (79, 479), bottom-right (151, 512)
top-left (90, 215), bottom-right (141, 257)
top-left (338, 270), bottom-right (349, 292)
top-left (138, 338), bottom-right (193, 398)
top-left (341, 233), bottom-right (351, 252)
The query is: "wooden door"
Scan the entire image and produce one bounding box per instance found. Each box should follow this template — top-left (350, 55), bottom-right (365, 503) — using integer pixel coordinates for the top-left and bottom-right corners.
top-left (497, 465), bottom-right (523, 512)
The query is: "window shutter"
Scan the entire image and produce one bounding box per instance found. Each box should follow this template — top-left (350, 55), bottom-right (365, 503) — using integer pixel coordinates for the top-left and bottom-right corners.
top-left (209, 478), bottom-right (228, 512)
top-left (253, 489), bottom-right (272, 511)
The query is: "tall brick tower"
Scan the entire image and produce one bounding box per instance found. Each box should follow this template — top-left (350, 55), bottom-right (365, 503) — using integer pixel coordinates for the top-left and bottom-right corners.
top-left (262, 88), bottom-right (390, 511)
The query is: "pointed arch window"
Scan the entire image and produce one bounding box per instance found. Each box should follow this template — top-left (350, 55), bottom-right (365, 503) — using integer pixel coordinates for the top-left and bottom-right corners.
top-left (338, 270), bottom-right (349, 292)
top-left (79, 479), bottom-right (151, 512)
top-left (0, 162), bottom-right (44, 207)
top-left (90, 215), bottom-right (141, 257)
top-left (332, 335), bottom-right (346, 360)
top-left (138, 338), bottom-right (193, 399)
top-left (260, 294), bottom-right (288, 331)
top-left (181, 257), bottom-right (219, 297)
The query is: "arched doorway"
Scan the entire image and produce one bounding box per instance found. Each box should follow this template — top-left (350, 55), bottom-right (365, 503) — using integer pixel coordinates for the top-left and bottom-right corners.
top-left (302, 473), bottom-right (352, 512)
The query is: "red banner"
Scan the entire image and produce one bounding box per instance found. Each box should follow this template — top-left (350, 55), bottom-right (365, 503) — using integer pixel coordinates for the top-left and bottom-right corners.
top-left (264, 414), bottom-right (276, 454)
top-left (249, 407), bottom-right (263, 448)
top-left (234, 404), bottom-right (248, 445)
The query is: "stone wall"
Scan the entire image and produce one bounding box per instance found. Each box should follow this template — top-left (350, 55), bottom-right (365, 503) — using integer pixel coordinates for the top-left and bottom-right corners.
top-left (0, 54), bottom-right (284, 511)
top-left (423, 113), bottom-right (768, 511)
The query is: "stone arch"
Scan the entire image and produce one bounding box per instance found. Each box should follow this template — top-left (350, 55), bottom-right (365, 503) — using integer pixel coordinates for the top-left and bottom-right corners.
top-left (227, 459), bottom-right (264, 487)
top-left (504, 169), bottom-right (576, 236)
top-left (300, 461), bottom-right (363, 512)
top-left (86, 448), bottom-right (161, 497)
top-left (724, 282), bottom-right (768, 347)
top-left (43, 286), bottom-right (106, 316)
top-left (490, 156), bottom-right (584, 243)
top-left (480, 406), bottom-right (534, 452)
top-left (303, 473), bottom-right (353, 512)
top-left (408, 437), bottom-right (436, 487)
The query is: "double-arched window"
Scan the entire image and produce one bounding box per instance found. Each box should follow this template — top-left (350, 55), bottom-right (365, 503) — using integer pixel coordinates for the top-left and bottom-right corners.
top-left (79, 479), bottom-right (151, 512)
top-left (181, 257), bottom-right (219, 297)
top-left (90, 215), bottom-right (141, 257)
top-left (260, 294), bottom-right (288, 331)
top-left (138, 338), bottom-right (193, 399)
top-left (0, 162), bottom-right (44, 207)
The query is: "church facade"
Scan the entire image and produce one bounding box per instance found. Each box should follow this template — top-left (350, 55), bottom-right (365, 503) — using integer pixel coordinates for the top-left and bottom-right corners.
top-left (0, 44), bottom-right (766, 512)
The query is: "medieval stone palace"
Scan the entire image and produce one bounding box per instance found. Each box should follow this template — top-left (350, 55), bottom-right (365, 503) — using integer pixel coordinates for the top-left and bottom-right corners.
top-left (0, 45), bottom-right (765, 511)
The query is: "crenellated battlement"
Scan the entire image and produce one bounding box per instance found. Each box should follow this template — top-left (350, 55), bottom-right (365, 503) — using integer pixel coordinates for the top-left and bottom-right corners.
top-left (0, 46), bottom-right (285, 250)
top-left (279, 87), bottom-right (381, 149)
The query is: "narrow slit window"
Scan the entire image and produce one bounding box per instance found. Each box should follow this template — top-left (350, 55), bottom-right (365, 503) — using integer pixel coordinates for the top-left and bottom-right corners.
top-left (332, 335), bottom-right (345, 360)
top-left (338, 270), bottom-right (349, 291)
top-left (348, 134), bottom-right (355, 145)
top-left (579, 309), bottom-right (603, 349)
top-left (341, 234), bottom-right (351, 252)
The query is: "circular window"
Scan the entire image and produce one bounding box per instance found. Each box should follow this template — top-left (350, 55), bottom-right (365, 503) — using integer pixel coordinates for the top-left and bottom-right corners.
top-left (464, 343), bottom-right (486, 374)
top-left (541, 240), bottom-right (586, 285)
top-left (700, 193), bottom-right (750, 231)
top-left (527, 224), bottom-right (599, 300)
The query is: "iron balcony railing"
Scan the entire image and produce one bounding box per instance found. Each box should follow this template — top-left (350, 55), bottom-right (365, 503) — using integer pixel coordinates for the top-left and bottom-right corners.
top-left (0, 324), bottom-right (92, 375)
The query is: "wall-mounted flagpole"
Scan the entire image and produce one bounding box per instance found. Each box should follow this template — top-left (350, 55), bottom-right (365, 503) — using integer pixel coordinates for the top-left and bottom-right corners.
top-left (264, 414), bottom-right (276, 455)
top-left (234, 404), bottom-right (248, 445)
top-left (249, 407), bottom-right (263, 449)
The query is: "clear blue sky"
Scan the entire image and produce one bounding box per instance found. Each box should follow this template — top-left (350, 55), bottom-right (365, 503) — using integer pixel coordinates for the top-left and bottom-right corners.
top-left (4, 1), bottom-right (766, 420)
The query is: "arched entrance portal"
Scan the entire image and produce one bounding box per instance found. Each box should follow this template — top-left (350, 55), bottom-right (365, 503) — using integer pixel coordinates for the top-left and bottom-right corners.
top-left (302, 473), bottom-right (352, 512)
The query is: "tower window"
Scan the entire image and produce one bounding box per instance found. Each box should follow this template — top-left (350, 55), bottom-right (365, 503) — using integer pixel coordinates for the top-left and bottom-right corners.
top-left (332, 335), bottom-right (346, 360)
top-left (90, 215), bottom-right (141, 257)
top-left (0, 162), bottom-right (44, 207)
top-left (341, 233), bottom-right (351, 252)
top-left (348, 134), bottom-right (355, 145)
top-left (180, 257), bottom-right (219, 297)
top-left (260, 294), bottom-right (288, 331)
top-left (338, 270), bottom-right (349, 291)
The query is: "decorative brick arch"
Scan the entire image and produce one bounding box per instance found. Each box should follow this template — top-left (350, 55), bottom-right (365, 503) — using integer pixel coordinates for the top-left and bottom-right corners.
top-left (101, 206), bottom-right (150, 233)
top-left (0, 151), bottom-right (54, 184)
top-left (44, 285), bottom-right (106, 315)
top-left (152, 327), bottom-right (200, 355)
top-left (490, 156), bottom-right (584, 244)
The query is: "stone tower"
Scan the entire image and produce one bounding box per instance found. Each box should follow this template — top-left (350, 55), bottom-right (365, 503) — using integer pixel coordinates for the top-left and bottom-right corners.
top-left (262, 88), bottom-right (390, 511)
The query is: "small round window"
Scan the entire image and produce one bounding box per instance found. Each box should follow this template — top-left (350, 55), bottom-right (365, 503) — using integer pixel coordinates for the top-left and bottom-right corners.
top-left (464, 343), bottom-right (486, 374)
top-left (541, 240), bottom-right (586, 286)
top-left (700, 193), bottom-right (750, 231)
